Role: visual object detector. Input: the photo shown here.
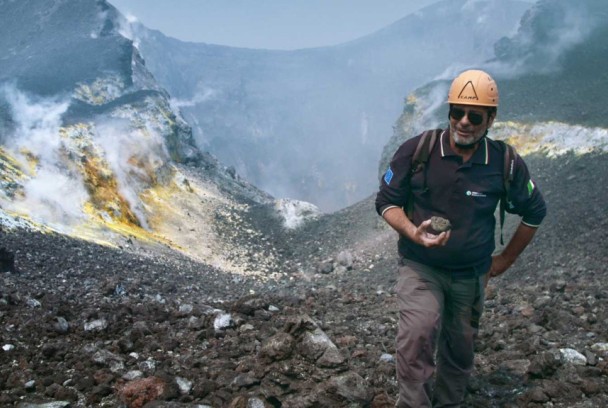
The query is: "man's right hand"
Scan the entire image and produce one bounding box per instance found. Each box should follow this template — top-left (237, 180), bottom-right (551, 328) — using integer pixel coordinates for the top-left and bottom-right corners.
top-left (413, 218), bottom-right (450, 247)
top-left (382, 208), bottom-right (450, 247)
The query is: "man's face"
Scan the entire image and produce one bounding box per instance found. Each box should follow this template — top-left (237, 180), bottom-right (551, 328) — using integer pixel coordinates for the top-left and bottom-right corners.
top-left (448, 104), bottom-right (495, 147)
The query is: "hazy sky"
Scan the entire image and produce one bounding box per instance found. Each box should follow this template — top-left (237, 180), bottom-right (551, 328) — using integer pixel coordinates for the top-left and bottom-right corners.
top-left (109, 0), bottom-right (441, 50)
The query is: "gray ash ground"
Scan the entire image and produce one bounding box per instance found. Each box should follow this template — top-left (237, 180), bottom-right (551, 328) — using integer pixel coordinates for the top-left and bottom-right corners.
top-left (1, 151), bottom-right (607, 407)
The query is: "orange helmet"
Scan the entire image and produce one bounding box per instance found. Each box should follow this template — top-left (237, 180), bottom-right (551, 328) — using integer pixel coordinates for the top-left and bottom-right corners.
top-left (447, 70), bottom-right (499, 107)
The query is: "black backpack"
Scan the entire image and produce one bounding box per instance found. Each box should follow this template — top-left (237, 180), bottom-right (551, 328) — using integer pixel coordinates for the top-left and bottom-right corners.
top-left (405, 129), bottom-right (516, 245)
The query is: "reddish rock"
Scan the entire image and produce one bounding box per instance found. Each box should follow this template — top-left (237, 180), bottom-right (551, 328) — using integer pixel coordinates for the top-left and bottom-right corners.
top-left (118, 377), bottom-right (167, 408)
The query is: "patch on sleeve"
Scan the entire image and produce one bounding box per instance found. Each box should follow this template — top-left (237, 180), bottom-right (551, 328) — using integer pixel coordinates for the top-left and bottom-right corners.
top-left (383, 167), bottom-right (394, 185)
top-left (527, 179), bottom-right (535, 196)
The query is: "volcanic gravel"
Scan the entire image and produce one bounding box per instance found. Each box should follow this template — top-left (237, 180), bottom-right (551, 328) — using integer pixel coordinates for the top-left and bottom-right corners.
top-left (1, 152), bottom-right (607, 407)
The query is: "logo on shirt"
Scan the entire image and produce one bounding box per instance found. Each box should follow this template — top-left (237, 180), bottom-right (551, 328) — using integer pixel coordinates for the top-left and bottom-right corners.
top-left (466, 190), bottom-right (487, 197)
top-left (384, 167), bottom-right (394, 185)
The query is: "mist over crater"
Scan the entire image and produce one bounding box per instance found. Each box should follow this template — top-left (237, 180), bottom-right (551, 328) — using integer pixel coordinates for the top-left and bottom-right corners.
top-left (130, 0), bottom-right (531, 211)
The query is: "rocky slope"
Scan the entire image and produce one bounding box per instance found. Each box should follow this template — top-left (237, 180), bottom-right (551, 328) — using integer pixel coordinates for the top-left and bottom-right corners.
top-left (1, 150), bottom-right (607, 408)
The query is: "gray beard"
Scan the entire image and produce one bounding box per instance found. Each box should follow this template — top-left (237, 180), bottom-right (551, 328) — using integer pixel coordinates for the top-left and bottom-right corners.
top-left (452, 129), bottom-right (488, 149)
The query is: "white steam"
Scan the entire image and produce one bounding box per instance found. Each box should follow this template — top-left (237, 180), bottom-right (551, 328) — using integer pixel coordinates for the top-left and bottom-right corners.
top-left (0, 85), bottom-right (88, 228)
top-left (2, 85), bottom-right (68, 153)
top-left (20, 169), bottom-right (88, 228)
top-left (94, 117), bottom-right (170, 228)
top-left (115, 10), bottom-right (140, 48)
top-left (488, 1), bottom-right (598, 78)
top-left (170, 87), bottom-right (218, 109)
top-left (275, 198), bottom-right (321, 229)
top-left (0, 85), bottom-right (175, 231)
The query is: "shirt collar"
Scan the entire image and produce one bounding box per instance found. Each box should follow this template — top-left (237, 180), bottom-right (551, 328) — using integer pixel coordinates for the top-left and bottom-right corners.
top-left (441, 129), bottom-right (489, 165)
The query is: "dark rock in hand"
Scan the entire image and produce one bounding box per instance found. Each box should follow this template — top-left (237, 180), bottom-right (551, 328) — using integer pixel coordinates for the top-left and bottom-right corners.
top-left (430, 216), bottom-right (451, 233)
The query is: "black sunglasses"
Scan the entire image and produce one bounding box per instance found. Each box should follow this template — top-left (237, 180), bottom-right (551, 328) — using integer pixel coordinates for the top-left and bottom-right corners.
top-left (449, 107), bottom-right (485, 126)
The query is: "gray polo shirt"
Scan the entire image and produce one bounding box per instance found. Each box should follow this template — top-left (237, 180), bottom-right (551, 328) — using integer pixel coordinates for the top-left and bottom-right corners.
top-left (376, 129), bottom-right (546, 275)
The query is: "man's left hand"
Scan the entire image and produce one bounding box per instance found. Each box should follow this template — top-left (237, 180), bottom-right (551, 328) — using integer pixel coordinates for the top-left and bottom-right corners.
top-left (485, 254), bottom-right (515, 287)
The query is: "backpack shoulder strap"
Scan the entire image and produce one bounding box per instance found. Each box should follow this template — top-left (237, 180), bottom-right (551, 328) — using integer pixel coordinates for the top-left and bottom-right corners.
top-left (497, 140), bottom-right (517, 244)
top-left (412, 129), bottom-right (440, 171)
top-left (405, 129), bottom-right (441, 219)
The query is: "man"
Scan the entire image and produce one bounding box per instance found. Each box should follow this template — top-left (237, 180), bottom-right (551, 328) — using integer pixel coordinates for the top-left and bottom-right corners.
top-left (375, 69), bottom-right (546, 407)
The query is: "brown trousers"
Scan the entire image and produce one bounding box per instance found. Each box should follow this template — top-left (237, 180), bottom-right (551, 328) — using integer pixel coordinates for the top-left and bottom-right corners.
top-left (394, 259), bottom-right (484, 408)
